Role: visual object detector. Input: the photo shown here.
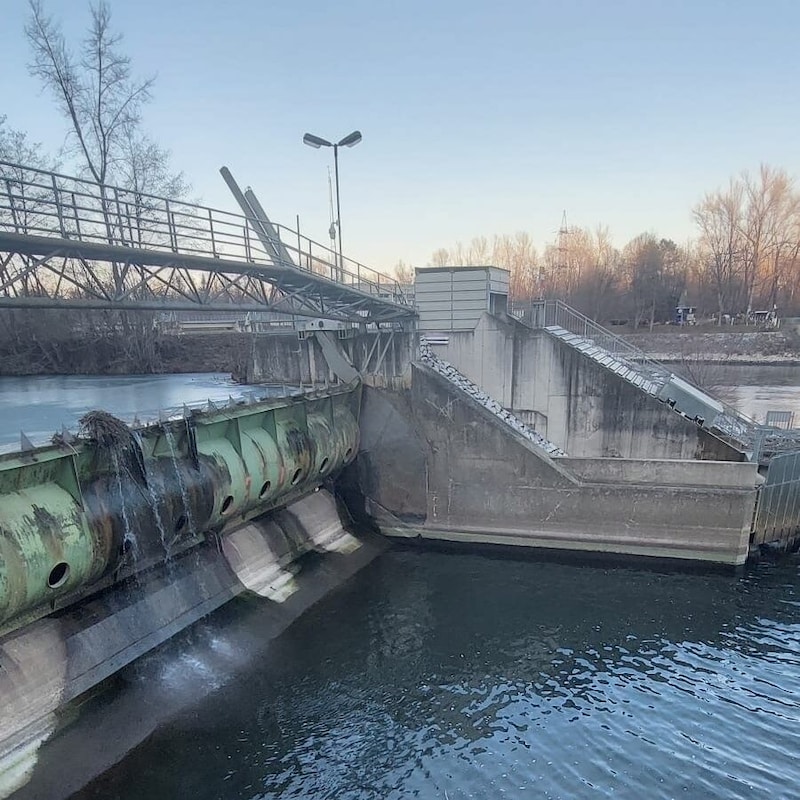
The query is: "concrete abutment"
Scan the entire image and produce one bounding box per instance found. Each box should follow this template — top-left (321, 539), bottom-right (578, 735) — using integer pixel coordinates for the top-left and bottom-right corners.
top-left (355, 364), bottom-right (758, 567)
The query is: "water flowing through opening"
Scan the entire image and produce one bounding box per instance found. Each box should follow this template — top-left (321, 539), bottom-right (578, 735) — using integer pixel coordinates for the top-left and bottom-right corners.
top-left (131, 430), bottom-right (171, 558)
top-left (110, 450), bottom-right (138, 560)
top-left (162, 426), bottom-right (196, 540)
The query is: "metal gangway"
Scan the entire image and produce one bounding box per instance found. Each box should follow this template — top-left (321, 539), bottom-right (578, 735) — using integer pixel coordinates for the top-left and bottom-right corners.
top-left (0, 160), bottom-right (415, 324)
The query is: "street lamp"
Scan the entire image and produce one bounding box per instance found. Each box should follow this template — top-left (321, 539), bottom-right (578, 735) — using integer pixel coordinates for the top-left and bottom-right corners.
top-left (302, 130), bottom-right (362, 277)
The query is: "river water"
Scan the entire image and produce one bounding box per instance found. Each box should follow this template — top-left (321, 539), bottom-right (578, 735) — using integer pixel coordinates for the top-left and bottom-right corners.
top-left (72, 549), bottom-right (800, 800)
top-left (715, 363), bottom-right (800, 424)
top-left (3, 368), bottom-right (800, 799)
top-left (0, 373), bottom-right (268, 450)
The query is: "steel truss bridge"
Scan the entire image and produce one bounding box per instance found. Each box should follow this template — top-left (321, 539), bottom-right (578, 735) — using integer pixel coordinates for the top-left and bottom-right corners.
top-left (0, 161), bottom-right (415, 324)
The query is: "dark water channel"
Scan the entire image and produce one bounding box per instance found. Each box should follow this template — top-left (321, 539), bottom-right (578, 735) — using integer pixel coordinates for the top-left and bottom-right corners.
top-left (72, 549), bottom-right (800, 800)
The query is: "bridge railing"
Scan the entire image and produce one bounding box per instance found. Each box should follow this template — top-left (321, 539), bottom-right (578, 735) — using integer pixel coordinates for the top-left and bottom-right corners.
top-left (0, 160), bottom-right (410, 306)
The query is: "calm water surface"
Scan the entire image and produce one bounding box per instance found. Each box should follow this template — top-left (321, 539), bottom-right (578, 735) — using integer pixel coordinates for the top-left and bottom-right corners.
top-left (74, 549), bottom-right (800, 800)
top-left (718, 364), bottom-right (800, 423)
top-left (0, 373), bottom-right (263, 449)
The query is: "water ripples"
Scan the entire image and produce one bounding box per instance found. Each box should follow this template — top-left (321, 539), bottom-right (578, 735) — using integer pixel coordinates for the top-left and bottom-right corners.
top-left (76, 551), bottom-right (800, 800)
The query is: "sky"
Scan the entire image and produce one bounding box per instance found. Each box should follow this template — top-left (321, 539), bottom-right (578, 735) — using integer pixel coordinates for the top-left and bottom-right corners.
top-left (2, 0), bottom-right (800, 273)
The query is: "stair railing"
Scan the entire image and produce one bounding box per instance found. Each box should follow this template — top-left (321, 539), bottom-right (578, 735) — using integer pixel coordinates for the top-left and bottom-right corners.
top-left (525, 299), bottom-right (772, 451)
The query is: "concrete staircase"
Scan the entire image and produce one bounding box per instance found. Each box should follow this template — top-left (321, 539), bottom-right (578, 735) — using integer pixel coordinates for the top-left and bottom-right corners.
top-left (545, 325), bottom-right (668, 397)
top-left (539, 309), bottom-right (757, 454)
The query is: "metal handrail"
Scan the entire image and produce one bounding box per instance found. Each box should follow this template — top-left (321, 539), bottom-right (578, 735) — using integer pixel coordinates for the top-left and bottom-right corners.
top-left (528, 299), bottom-right (767, 449)
top-left (0, 159), bottom-right (410, 306)
top-left (533, 299), bottom-right (673, 382)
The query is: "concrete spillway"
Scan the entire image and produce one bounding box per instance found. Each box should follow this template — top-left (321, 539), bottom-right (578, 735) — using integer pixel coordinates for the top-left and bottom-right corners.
top-left (0, 383), bottom-right (360, 637)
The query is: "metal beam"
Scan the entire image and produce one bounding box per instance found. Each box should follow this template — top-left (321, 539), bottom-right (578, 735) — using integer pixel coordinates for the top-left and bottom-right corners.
top-left (219, 167), bottom-right (292, 265)
top-left (0, 295), bottom-right (359, 318)
top-left (0, 234), bottom-right (412, 322)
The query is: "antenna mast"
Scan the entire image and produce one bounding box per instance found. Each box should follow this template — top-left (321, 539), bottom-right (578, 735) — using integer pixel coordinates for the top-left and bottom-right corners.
top-left (557, 210), bottom-right (569, 272)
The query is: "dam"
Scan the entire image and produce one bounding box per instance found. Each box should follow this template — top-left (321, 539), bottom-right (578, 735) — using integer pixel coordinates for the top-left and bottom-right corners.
top-left (2, 163), bottom-right (800, 797)
top-left (3, 297), bottom-right (798, 796)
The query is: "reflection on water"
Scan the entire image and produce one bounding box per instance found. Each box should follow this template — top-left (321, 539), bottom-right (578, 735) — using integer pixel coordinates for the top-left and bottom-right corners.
top-left (75, 550), bottom-right (800, 800)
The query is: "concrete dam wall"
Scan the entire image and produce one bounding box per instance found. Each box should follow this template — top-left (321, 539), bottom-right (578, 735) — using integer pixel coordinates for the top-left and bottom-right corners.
top-left (0, 314), bottom-right (780, 797)
top-left (426, 313), bottom-right (743, 461)
top-left (355, 363), bottom-right (759, 566)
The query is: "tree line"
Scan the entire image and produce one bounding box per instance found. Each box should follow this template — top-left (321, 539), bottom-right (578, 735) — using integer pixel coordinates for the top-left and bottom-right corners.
top-left (421, 165), bottom-right (800, 328)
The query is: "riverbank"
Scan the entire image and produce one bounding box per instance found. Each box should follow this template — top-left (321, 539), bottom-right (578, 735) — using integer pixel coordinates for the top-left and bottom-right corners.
top-left (622, 329), bottom-right (800, 364)
top-left (0, 331), bottom-right (252, 379)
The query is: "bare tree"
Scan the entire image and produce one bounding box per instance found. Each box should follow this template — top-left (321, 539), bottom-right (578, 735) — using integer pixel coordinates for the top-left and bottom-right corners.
top-left (26, 0), bottom-right (156, 186)
top-left (740, 165), bottom-right (799, 313)
top-left (0, 117), bottom-right (53, 171)
top-left (430, 248), bottom-right (450, 267)
top-left (493, 232), bottom-right (539, 301)
top-left (22, 2), bottom-right (191, 372)
top-left (693, 182), bottom-right (745, 324)
top-left (623, 233), bottom-right (661, 330)
top-left (424, 162), bottom-right (800, 325)
top-left (0, 116), bottom-right (57, 232)
top-left (393, 260), bottom-right (414, 284)
top-left (118, 126), bottom-right (189, 202)
top-left (0, 117), bottom-right (60, 298)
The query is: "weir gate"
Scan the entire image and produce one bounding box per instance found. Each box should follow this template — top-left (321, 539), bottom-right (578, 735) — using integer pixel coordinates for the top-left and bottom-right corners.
top-left (2, 164), bottom-right (800, 796)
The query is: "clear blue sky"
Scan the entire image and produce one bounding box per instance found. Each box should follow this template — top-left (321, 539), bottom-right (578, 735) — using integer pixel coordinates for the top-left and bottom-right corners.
top-left (2, 0), bottom-right (799, 271)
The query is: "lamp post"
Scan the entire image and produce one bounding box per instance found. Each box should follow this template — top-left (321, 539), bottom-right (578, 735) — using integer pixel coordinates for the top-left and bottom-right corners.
top-left (302, 130), bottom-right (362, 280)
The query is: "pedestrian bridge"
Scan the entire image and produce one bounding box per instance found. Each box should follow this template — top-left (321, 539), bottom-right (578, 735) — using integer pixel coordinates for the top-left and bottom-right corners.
top-left (0, 160), bottom-right (415, 324)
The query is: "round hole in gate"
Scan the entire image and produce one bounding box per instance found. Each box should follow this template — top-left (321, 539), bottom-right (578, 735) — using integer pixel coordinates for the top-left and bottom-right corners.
top-left (221, 495), bottom-right (234, 514)
top-left (174, 514), bottom-right (187, 534)
top-left (259, 480), bottom-right (271, 498)
top-left (291, 468), bottom-right (303, 486)
top-left (48, 562), bottom-right (70, 589)
top-left (318, 457), bottom-right (329, 474)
